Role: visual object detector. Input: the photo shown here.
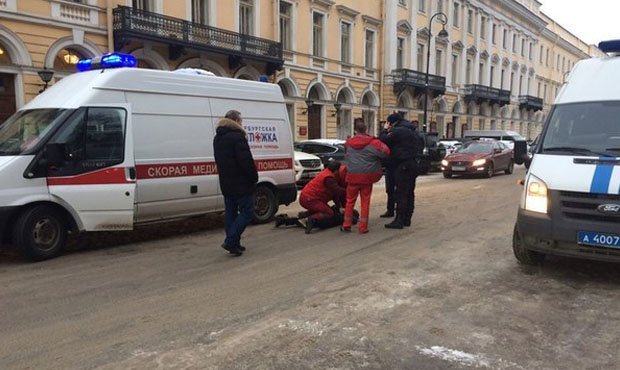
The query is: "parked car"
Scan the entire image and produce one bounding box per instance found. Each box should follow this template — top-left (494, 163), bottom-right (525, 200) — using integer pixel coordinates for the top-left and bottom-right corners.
top-left (419, 132), bottom-right (447, 175)
top-left (440, 140), bottom-right (514, 178)
top-left (294, 139), bottom-right (345, 166)
top-left (294, 151), bottom-right (324, 188)
top-left (463, 130), bottom-right (528, 164)
top-left (439, 139), bottom-right (464, 154)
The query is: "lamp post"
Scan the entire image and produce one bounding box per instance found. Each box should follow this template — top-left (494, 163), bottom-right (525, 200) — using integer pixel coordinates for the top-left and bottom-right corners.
top-left (37, 68), bottom-right (54, 93)
top-left (422, 12), bottom-right (449, 133)
top-left (334, 102), bottom-right (342, 139)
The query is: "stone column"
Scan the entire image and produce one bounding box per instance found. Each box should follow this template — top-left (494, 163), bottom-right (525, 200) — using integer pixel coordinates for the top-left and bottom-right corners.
top-left (384, 0), bottom-right (398, 71)
top-left (473, 9), bottom-right (482, 84)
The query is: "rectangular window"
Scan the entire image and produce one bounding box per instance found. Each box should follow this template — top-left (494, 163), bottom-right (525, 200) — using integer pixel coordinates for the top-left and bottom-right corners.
top-left (435, 49), bottom-right (443, 75)
top-left (417, 43), bottom-right (424, 71)
top-left (521, 39), bottom-right (525, 56)
top-left (467, 9), bottom-right (473, 33)
top-left (192, 0), bottom-right (209, 24)
top-left (544, 83), bottom-right (547, 99)
top-left (132, 0), bottom-right (151, 10)
top-left (501, 68), bottom-right (505, 89)
top-left (279, 1), bottom-right (292, 50)
top-left (510, 72), bottom-right (514, 94)
top-left (512, 34), bottom-right (517, 52)
top-left (539, 45), bottom-right (543, 63)
top-left (397, 38), bottom-right (405, 69)
top-left (418, 0), bottom-right (425, 12)
top-left (502, 29), bottom-right (507, 49)
top-left (466, 59), bottom-right (472, 84)
top-left (365, 29), bottom-right (375, 69)
top-left (312, 12), bottom-right (324, 56)
top-left (479, 62), bottom-right (484, 84)
top-left (492, 24), bottom-right (497, 44)
top-left (480, 16), bottom-right (486, 39)
top-left (451, 54), bottom-right (459, 85)
top-left (519, 75), bottom-right (523, 95)
top-left (239, 0), bottom-right (254, 35)
top-left (537, 82), bottom-right (541, 97)
top-left (453, 3), bottom-right (460, 28)
top-left (546, 48), bottom-right (549, 66)
top-left (490, 66), bottom-right (495, 87)
top-left (340, 22), bottom-right (351, 63)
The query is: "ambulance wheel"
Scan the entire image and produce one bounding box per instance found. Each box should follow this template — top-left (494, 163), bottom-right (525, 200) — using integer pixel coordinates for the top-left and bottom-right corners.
top-left (254, 186), bottom-right (278, 224)
top-left (505, 160), bottom-right (515, 175)
top-left (12, 205), bottom-right (67, 261)
top-left (512, 224), bottom-right (545, 265)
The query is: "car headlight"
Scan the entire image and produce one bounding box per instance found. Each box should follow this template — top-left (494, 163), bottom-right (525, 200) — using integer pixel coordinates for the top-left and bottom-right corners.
top-left (441, 159), bottom-right (449, 166)
top-left (423, 148), bottom-right (429, 155)
top-left (472, 158), bottom-right (486, 167)
top-left (524, 174), bottom-right (548, 214)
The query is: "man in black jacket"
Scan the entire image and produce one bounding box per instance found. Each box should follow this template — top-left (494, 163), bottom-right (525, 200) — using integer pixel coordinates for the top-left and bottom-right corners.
top-left (379, 113), bottom-right (424, 229)
top-left (214, 110), bottom-right (258, 256)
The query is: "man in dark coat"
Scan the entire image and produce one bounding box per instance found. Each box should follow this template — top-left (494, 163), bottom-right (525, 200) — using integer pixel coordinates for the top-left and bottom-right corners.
top-left (214, 110), bottom-right (258, 256)
top-left (379, 120), bottom-right (396, 218)
top-left (379, 113), bottom-right (424, 229)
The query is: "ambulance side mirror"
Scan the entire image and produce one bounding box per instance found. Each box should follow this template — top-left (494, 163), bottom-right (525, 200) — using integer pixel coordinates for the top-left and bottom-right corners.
top-left (45, 143), bottom-right (66, 167)
top-left (524, 154), bottom-right (533, 170)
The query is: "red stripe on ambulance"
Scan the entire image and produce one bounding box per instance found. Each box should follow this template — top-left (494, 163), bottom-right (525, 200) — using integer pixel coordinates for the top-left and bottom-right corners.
top-left (47, 167), bottom-right (130, 186)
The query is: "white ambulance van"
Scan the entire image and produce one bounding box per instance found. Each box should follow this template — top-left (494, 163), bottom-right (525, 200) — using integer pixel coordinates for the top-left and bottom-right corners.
top-left (513, 40), bottom-right (620, 264)
top-left (0, 53), bottom-right (296, 261)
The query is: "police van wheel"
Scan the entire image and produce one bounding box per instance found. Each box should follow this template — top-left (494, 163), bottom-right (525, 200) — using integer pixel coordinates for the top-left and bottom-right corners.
top-left (512, 224), bottom-right (545, 265)
top-left (12, 205), bottom-right (67, 261)
top-left (254, 186), bottom-right (278, 224)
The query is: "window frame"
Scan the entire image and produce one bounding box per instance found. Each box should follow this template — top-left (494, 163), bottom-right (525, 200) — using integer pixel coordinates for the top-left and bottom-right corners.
top-left (312, 11), bottom-right (326, 57)
top-left (340, 20), bottom-right (352, 64)
top-left (364, 28), bottom-right (376, 69)
top-left (239, 0), bottom-right (254, 35)
top-left (279, 0), bottom-right (293, 51)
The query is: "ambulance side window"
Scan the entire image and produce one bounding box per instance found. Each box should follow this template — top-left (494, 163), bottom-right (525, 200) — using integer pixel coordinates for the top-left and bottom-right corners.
top-left (48, 107), bottom-right (126, 176)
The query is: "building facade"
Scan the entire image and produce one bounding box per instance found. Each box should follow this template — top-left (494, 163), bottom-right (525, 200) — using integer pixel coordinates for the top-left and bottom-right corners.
top-left (0, 0), bottom-right (604, 140)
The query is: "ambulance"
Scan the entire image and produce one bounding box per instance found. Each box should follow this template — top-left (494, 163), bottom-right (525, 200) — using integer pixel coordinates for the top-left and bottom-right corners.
top-left (513, 40), bottom-right (620, 264)
top-left (0, 53), bottom-right (297, 261)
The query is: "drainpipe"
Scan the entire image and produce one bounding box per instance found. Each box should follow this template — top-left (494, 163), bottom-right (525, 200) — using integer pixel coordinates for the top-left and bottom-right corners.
top-left (106, 0), bottom-right (114, 52)
top-left (379, 0), bottom-right (386, 121)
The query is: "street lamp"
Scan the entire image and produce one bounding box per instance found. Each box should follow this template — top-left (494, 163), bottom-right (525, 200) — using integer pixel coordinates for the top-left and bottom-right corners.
top-left (422, 12), bottom-right (449, 133)
top-left (334, 102), bottom-right (342, 138)
top-left (37, 68), bottom-right (54, 93)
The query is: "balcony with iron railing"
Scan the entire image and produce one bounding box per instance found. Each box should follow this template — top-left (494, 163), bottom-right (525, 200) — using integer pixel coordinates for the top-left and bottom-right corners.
top-left (463, 84), bottom-right (511, 106)
top-left (518, 95), bottom-right (544, 111)
top-left (113, 6), bottom-right (283, 74)
top-left (392, 69), bottom-right (446, 96)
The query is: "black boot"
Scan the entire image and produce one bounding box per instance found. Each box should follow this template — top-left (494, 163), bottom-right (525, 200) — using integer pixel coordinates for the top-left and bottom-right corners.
top-left (385, 217), bottom-right (404, 229)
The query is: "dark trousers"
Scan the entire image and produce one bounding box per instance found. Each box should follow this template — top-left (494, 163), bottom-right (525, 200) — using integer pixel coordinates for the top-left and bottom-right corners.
top-left (385, 166), bottom-right (396, 213)
top-left (224, 194), bottom-right (255, 248)
top-left (394, 161), bottom-right (418, 225)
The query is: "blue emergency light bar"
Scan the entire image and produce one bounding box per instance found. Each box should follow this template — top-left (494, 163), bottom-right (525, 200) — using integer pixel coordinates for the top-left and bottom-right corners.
top-left (598, 40), bottom-right (620, 53)
top-left (77, 53), bottom-right (138, 72)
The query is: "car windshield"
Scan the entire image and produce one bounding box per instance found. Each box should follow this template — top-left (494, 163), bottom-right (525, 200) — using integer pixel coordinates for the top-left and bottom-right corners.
top-left (541, 101), bottom-right (620, 157)
top-left (0, 109), bottom-right (68, 156)
top-left (458, 142), bottom-right (492, 154)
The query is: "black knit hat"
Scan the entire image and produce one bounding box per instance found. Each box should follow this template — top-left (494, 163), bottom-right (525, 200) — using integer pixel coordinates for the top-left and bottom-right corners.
top-left (387, 112), bottom-right (402, 124)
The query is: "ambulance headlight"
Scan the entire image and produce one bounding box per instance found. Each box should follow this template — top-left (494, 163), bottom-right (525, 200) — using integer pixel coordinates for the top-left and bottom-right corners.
top-left (472, 158), bottom-right (486, 167)
top-left (524, 174), bottom-right (548, 214)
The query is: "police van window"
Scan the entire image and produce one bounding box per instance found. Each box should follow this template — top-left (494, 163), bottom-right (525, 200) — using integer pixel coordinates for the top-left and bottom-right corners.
top-left (48, 107), bottom-right (126, 176)
top-left (542, 101), bottom-right (620, 157)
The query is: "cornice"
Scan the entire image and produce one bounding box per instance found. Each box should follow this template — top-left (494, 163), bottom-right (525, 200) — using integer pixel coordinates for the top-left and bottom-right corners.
top-left (362, 15), bottom-right (382, 27)
top-left (336, 5), bottom-right (360, 20)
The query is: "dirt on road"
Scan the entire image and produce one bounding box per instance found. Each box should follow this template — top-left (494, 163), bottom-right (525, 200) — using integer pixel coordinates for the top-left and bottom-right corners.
top-left (1, 167), bottom-right (619, 369)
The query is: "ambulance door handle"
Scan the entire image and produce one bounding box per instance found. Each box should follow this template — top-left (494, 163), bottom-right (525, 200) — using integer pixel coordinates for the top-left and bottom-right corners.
top-left (127, 167), bottom-right (136, 180)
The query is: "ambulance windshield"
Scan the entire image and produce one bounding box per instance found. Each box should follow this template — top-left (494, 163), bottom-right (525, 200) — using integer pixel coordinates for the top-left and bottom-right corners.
top-left (0, 109), bottom-right (68, 156)
top-left (541, 101), bottom-right (620, 157)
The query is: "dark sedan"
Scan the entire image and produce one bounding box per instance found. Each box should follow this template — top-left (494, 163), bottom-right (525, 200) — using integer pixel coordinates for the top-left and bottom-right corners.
top-left (294, 140), bottom-right (346, 166)
top-left (441, 140), bottom-right (514, 178)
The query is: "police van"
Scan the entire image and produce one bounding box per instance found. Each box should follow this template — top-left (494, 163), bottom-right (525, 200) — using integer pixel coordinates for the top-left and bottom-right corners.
top-left (513, 40), bottom-right (620, 264)
top-left (0, 53), bottom-right (296, 261)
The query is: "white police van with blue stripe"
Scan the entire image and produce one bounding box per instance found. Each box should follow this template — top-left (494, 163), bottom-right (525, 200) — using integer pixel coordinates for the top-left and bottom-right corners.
top-left (513, 40), bottom-right (620, 264)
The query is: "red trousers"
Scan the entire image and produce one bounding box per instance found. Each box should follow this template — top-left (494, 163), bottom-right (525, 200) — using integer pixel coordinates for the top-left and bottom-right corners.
top-left (299, 193), bottom-right (335, 220)
top-left (343, 184), bottom-right (372, 232)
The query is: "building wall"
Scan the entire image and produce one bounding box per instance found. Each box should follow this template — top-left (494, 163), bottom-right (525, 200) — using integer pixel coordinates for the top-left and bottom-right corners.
top-left (0, 0), bottom-right (605, 142)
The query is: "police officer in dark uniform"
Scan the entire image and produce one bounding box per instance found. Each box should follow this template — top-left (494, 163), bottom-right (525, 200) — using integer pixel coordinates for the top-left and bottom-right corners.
top-left (379, 113), bottom-right (424, 229)
top-left (379, 120), bottom-right (396, 218)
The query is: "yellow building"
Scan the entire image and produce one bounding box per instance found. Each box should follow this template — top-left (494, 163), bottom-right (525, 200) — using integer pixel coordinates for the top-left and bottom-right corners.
top-left (0, 0), bottom-right (604, 140)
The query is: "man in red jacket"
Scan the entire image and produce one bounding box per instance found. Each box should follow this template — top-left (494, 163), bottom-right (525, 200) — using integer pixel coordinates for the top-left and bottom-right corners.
top-left (342, 119), bottom-right (390, 233)
top-left (299, 161), bottom-right (346, 234)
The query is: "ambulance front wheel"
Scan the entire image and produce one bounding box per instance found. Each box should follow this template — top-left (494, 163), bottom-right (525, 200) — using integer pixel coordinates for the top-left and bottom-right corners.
top-left (12, 205), bottom-right (68, 261)
top-left (253, 185), bottom-right (278, 224)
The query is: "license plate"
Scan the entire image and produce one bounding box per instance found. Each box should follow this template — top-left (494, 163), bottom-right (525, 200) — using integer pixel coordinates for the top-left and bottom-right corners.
top-left (452, 166), bottom-right (466, 171)
top-left (578, 231), bottom-right (620, 249)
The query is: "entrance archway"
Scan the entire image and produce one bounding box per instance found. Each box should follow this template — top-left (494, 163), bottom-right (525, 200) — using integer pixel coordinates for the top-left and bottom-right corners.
top-left (336, 86), bottom-right (355, 140)
top-left (306, 82), bottom-right (330, 139)
top-left (361, 90), bottom-right (379, 136)
top-left (0, 41), bottom-right (16, 122)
